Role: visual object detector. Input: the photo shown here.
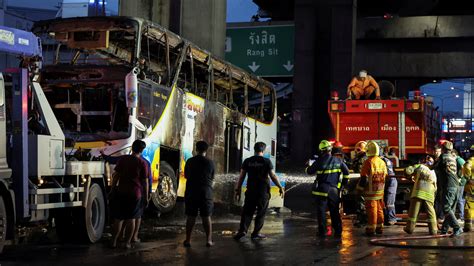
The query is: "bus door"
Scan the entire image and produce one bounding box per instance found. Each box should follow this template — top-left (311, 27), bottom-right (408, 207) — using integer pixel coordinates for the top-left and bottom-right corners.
top-left (225, 121), bottom-right (242, 173)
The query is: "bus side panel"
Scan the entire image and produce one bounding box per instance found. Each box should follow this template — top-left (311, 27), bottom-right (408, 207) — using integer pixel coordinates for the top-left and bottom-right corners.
top-left (177, 93), bottom-right (207, 197)
top-left (241, 113), bottom-right (282, 208)
top-left (143, 86), bottom-right (184, 192)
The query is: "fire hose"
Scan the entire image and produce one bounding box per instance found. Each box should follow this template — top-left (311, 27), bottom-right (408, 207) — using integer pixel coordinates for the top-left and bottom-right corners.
top-left (369, 233), bottom-right (474, 249)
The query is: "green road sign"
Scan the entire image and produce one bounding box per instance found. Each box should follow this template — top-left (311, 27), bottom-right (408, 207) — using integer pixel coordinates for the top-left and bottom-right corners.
top-left (225, 24), bottom-right (294, 77)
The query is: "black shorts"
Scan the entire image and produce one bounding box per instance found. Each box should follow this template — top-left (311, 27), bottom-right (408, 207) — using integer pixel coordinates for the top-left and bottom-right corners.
top-left (185, 197), bottom-right (214, 217)
top-left (109, 193), bottom-right (144, 220)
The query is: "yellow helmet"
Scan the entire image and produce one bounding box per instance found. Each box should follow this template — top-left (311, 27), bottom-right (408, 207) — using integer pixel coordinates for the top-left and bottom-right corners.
top-left (405, 166), bottom-right (415, 176)
top-left (366, 141), bottom-right (380, 157)
top-left (319, 140), bottom-right (332, 151)
top-left (355, 141), bottom-right (367, 153)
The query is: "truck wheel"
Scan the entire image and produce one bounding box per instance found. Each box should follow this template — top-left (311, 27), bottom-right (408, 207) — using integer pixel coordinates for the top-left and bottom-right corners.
top-left (79, 183), bottom-right (106, 243)
top-left (0, 195), bottom-right (7, 253)
top-left (152, 162), bottom-right (177, 213)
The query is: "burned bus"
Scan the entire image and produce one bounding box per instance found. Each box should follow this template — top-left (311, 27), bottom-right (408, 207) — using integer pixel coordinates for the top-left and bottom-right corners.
top-left (32, 17), bottom-right (277, 213)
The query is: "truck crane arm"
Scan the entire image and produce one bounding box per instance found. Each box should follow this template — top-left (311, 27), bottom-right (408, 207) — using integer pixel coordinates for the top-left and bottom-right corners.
top-left (0, 26), bottom-right (42, 58)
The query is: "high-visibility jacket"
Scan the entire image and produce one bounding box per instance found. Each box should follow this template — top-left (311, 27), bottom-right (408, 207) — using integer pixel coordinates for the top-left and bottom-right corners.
top-left (411, 164), bottom-right (437, 203)
top-left (358, 156), bottom-right (387, 200)
top-left (306, 153), bottom-right (350, 197)
top-left (464, 157), bottom-right (474, 199)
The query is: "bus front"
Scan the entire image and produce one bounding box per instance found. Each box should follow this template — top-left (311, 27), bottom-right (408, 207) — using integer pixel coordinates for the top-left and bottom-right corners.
top-left (33, 17), bottom-right (143, 157)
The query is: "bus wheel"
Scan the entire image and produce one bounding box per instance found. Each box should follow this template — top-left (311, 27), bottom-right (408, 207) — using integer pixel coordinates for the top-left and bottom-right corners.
top-left (152, 162), bottom-right (177, 213)
top-left (0, 195), bottom-right (7, 253)
top-left (79, 183), bottom-right (106, 243)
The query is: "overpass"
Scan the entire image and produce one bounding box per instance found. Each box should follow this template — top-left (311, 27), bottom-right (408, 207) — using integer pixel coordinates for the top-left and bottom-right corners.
top-left (253, 0), bottom-right (474, 162)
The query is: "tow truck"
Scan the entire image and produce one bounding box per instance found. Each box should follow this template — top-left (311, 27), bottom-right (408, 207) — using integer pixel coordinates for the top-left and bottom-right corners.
top-left (0, 26), bottom-right (107, 252)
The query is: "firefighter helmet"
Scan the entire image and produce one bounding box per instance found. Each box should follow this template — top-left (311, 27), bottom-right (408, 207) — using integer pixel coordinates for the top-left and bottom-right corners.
top-left (366, 141), bottom-right (380, 157)
top-left (355, 141), bottom-right (367, 153)
top-left (319, 140), bottom-right (332, 151)
top-left (405, 166), bottom-right (415, 176)
top-left (334, 141), bottom-right (343, 148)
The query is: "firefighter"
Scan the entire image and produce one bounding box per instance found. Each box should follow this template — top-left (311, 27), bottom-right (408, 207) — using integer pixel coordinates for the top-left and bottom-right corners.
top-left (435, 141), bottom-right (463, 237)
top-left (403, 164), bottom-right (438, 235)
top-left (352, 141), bottom-right (368, 227)
top-left (380, 150), bottom-right (397, 226)
top-left (332, 141), bottom-right (344, 159)
top-left (352, 141), bottom-right (368, 173)
top-left (357, 141), bottom-right (387, 236)
top-left (346, 70), bottom-right (381, 100)
top-left (306, 140), bottom-right (350, 238)
top-left (463, 157), bottom-right (474, 232)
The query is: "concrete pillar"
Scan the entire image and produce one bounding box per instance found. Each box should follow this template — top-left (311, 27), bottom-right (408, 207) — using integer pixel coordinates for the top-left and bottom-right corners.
top-left (119, 0), bottom-right (225, 58)
top-left (291, 0), bottom-right (356, 162)
top-left (179, 0), bottom-right (226, 58)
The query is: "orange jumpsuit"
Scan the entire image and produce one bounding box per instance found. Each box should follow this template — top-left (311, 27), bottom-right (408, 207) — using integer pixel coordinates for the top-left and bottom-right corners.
top-left (359, 156), bottom-right (388, 235)
top-left (347, 75), bottom-right (380, 99)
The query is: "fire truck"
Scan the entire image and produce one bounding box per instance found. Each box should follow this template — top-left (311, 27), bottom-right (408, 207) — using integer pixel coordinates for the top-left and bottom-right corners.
top-left (328, 96), bottom-right (441, 161)
top-left (328, 94), bottom-right (441, 212)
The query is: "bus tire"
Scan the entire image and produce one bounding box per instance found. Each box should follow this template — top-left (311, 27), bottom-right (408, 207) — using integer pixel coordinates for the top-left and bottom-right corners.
top-left (0, 195), bottom-right (7, 253)
top-left (152, 161), bottom-right (177, 213)
top-left (79, 183), bottom-right (106, 243)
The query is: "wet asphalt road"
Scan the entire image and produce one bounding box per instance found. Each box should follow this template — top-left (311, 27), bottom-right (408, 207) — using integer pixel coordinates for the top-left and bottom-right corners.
top-left (1, 182), bottom-right (474, 265)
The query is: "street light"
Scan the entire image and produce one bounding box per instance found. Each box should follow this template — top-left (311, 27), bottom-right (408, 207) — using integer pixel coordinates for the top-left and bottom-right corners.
top-left (425, 93), bottom-right (462, 116)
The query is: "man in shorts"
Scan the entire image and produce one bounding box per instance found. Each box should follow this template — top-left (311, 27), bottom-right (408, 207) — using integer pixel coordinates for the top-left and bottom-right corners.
top-left (183, 141), bottom-right (215, 247)
top-left (110, 140), bottom-right (149, 248)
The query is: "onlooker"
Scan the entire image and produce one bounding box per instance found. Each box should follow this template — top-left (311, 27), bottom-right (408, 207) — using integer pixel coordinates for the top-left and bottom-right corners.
top-left (183, 141), bottom-right (215, 247)
top-left (234, 142), bottom-right (284, 241)
top-left (110, 140), bottom-right (149, 248)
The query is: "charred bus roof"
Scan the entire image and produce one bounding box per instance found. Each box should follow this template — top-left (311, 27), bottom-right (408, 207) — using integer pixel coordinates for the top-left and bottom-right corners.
top-left (32, 16), bottom-right (273, 95)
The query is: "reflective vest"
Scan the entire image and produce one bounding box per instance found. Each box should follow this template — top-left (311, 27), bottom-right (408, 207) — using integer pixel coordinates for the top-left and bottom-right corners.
top-left (411, 164), bottom-right (437, 203)
top-left (464, 158), bottom-right (474, 200)
top-left (359, 156), bottom-right (387, 200)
